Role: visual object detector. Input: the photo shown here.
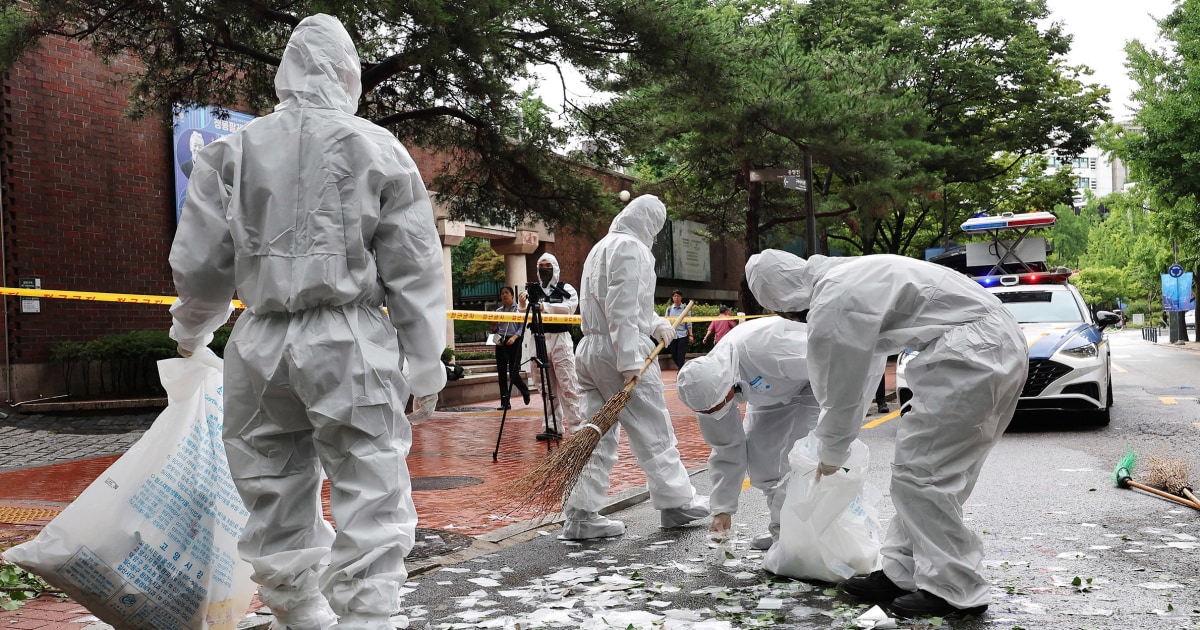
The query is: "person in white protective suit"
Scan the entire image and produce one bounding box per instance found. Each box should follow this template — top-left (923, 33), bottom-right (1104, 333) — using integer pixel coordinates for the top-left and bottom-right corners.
top-left (562, 194), bottom-right (710, 539)
top-left (676, 317), bottom-right (817, 550)
top-left (169, 14), bottom-right (446, 630)
top-left (676, 316), bottom-right (885, 551)
top-left (518, 253), bottom-right (584, 431)
top-left (745, 249), bottom-right (1026, 619)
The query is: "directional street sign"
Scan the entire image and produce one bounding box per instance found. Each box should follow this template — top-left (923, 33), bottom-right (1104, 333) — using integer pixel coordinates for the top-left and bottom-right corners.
top-left (782, 176), bottom-right (807, 191)
top-left (748, 168), bottom-right (803, 182)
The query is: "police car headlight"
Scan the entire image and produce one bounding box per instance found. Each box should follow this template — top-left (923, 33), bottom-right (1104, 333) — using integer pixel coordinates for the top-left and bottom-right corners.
top-left (1058, 342), bottom-right (1098, 359)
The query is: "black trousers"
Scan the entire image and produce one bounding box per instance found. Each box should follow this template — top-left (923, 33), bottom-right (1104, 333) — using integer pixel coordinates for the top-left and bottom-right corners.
top-left (495, 337), bottom-right (529, 404)
top-left (667, 337), bottom-right (688, 369)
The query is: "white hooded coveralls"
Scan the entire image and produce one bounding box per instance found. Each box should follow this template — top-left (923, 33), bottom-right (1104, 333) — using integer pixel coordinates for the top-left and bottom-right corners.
top-left (746, 250), bottom-right (1026, 609)
top-left (677, 317), bottom-right (883, 538)
top-left (566, 195), bottom-right (699, 520)
top-left (676, 317), bottom-right (819, 537)
top-left (169, 14), bottom-right (446, 629)
top-left (522, 253), bottom-right (584, 428)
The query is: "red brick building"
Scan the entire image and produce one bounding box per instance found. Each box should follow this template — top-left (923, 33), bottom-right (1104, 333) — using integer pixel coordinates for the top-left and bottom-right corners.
top-left (0, 34), bottom-right (744, 403)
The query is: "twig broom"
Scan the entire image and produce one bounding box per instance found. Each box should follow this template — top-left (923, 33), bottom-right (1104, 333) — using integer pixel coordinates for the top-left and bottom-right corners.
top-left (493, 300), bottom-right (694, 515)
top-left (1112, 447), bottom-right (1200, 509)
top-left (1142, 454), bottom-right (1200, 510)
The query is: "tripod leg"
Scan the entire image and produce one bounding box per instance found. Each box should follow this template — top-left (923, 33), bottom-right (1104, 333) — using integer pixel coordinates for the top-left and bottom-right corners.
top-left (493, 407), bottom-right (508, 461)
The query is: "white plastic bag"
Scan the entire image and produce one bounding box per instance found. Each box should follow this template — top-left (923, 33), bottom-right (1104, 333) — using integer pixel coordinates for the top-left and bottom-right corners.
top-left (763, 430), bottom-right (882, 583)
top-left (3, 353), bottom-right (256, 630)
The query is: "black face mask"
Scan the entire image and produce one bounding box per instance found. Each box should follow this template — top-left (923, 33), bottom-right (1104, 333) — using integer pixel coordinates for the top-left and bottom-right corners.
top-left (776, 309), bottom-right (809, 323)
top-left (538, 267), bottom-right (554, 284)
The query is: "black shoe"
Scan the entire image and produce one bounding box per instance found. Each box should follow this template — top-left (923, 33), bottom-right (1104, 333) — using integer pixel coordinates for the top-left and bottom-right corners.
top-left (497, 402), bottom-right (511, 411)
top-left (522, 390), bottom-right (531, 405)
top-left (877, 404), bottom-right (889, 414)
top-left (841, 570), bottom-right (912, 601)
top-left (890, 590), bottom-right (987, 618)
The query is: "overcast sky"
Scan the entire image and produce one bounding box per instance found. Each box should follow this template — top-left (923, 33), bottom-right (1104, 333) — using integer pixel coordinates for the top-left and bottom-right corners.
top-left (1043, 0), bottom-right (1176, 120)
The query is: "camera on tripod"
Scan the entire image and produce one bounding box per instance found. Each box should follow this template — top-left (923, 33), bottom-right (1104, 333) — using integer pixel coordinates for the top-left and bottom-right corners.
top-left (524, 281), bottom-right (563, 304)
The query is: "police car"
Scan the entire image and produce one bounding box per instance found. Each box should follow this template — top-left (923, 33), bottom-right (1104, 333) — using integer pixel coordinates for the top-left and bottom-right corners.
top-left (896, 270), bottom-right (1120, 424)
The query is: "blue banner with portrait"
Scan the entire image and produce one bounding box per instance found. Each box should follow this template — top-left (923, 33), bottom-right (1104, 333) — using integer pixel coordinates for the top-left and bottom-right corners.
top-left (1161, 272), bottom-right (1195, 312)
top-left (172, 105), bottom-right (256, 224)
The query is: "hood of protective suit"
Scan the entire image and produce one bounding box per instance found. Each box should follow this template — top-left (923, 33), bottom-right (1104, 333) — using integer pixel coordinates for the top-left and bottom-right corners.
top-left (275, 14), bottom-right (362, 114)
top-left (746, 250), bottom-right (835, 314)
top-left (609, 195), bottom-right (666, 248)
top-left (537, 252), bottom-right (561, 286)
top-left (676, 343), bottom-right (738, 412)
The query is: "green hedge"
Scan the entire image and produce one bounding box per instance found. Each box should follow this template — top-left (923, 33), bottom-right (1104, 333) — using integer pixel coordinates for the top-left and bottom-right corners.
top-left (51, 327), bottom-right (232, 398)
top-left (654, 302), bottom-right (727, 353)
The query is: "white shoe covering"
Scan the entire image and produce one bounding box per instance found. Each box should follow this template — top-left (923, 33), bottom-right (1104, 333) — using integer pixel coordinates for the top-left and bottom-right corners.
top-left (559, 513), bottom-right (626, 540)
top-left (332, 614), bottom-right (394, 630)
top-left (660, 495), bottom-right (711, 528)
top-left (265, 589), bottom-right (337, 630)
top-left (751, 532), bottom-right (776, 551)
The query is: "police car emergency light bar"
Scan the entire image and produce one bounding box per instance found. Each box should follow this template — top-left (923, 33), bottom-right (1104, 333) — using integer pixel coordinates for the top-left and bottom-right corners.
top-left (960, 211), bottom-right (1057, 233)
top-left (974, 270), bottom-right (1073, 287)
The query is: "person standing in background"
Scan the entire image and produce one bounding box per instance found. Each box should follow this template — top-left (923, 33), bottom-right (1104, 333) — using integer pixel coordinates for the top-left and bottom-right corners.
top-left (519, 253), bottom-right (583, 430)
top-left (492, 286), bottom-right (531, 411)
top-left (665, 290), bottom-right (693, 369)
top-left (701, 305), bottom-right (738, 346)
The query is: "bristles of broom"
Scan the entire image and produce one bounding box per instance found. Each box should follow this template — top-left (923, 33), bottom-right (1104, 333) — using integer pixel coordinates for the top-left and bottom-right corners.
top-left (491, 389), bottom-right (631, 516)
top-left (490, 301), bottom-right (694, 516)
top-left (1143, 455), bottom-right (1191, 495)
top-left (1142, 454), bottom-right (1200, 508)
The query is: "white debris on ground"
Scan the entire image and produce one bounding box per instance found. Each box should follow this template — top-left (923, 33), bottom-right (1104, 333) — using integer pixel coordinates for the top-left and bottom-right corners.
top-left (394, 529), bottom-right (871, 629)
top-left (387, 472), bottom-right (1200, 630)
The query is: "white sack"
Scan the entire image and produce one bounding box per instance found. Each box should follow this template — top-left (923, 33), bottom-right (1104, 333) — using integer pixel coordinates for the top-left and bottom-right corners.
top-left (763, 430), bottom-right (882, 583)
top-left (3, 353), bottom-right (256, 630)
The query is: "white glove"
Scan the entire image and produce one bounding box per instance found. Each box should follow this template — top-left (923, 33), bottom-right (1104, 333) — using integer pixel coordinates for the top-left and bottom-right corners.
top-left (408, 393), bottom-right (438, 425)
top-left (814, 461), bottom-right (842, 484)
top-left (653, 320), bottom-right (676, 346)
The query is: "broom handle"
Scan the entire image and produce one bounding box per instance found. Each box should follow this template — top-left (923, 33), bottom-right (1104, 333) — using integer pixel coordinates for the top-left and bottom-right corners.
top-left (622, 300), bottom-right (695, 393)
top-left (1183, 487), bottom-right (1200, 510)
top-left (1127, 479), bottom-right (1200, 508)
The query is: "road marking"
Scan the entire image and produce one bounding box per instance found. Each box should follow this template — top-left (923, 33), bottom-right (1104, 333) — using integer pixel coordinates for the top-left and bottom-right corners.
top-left (862, 409), bottom-right (901, 429)
top-left (742, 477), bottom-right (752, 491)
top-left (1111, 362), bottom-right (1127, 373)
top-left (1161, 397), bottom-right (1178, 405)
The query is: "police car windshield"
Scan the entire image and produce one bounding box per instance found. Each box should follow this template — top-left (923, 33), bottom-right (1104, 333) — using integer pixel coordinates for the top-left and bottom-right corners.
top-left (995, 291), bottom-right (1084, 324)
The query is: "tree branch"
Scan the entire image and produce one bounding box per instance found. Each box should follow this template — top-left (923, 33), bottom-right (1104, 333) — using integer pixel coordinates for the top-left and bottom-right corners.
top-left (374, 105), bottom-right (485, 129)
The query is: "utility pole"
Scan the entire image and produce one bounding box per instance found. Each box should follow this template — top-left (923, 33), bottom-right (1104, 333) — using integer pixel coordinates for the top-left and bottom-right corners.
top-left (803, 149), bottom-right (817, 257)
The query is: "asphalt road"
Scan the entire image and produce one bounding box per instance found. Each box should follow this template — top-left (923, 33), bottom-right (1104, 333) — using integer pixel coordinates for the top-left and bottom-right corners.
top-left (388, 329), bottom-right (1200, 629)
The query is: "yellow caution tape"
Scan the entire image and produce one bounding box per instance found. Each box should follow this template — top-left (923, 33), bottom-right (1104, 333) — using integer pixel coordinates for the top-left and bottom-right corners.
top-left (1, 287), bottom-right (776, 324)
top-left (0, 287), bottom-right (246, 309)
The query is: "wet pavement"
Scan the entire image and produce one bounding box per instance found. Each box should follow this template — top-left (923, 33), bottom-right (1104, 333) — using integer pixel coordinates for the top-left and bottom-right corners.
top-left (3, 365), bottom-right (827, 629)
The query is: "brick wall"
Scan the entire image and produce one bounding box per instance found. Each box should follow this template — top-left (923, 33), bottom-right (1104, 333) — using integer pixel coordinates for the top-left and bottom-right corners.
top-left (2, 37), bottom-right (175, 377)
